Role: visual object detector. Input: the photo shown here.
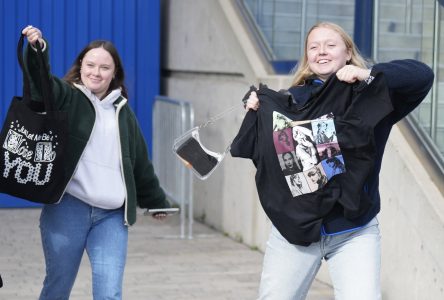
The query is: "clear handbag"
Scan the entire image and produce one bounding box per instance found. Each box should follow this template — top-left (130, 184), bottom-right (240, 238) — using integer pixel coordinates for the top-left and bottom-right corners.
top-left (173, 102), bottom-right (245, 180)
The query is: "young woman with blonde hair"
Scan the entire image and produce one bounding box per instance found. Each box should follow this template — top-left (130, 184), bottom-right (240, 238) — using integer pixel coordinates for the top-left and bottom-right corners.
top-left (243, 21), bottom-right (434, 299)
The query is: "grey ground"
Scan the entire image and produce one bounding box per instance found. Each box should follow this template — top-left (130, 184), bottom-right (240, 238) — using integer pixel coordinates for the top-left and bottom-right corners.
top-left (0, 208), bottom-right (333, 299)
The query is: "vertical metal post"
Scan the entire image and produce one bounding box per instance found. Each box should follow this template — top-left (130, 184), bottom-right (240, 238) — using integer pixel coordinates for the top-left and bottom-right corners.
top-left (431, 2), bottom-right (440, 140)
top-left (187, 104), bottom-right (195, 239)
top-left (372, 0), bottom-right (379, 62)
top-left (179, 101), bottom-right (187, 239)
top-left (300, 0), bottom-right (307, 59)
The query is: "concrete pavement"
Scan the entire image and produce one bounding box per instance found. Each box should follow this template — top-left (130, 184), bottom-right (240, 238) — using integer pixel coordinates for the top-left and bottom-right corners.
top-left (0, 208), bottom-right (333, 299)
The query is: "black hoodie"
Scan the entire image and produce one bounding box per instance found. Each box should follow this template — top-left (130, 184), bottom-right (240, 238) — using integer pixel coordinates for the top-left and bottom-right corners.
top-left (232, 60), bottom-right (434, 245)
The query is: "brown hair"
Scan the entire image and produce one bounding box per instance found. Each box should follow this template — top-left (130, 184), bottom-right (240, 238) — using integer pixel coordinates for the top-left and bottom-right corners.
top-left (63, 40), bottom-right (128, 98)
top-left (291, 22), bottom-right (368, 87)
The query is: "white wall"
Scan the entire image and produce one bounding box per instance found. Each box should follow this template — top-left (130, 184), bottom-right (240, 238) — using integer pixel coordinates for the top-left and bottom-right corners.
top-left (161, 0), bottom-right (444, 298)
top-left (377, 126), bottom-right (444, 299)
top-left (162, 0), bottom-right (294, 250)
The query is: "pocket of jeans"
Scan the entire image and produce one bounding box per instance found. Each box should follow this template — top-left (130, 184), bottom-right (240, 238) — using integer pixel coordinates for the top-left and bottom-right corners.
top-left (351, 222), bottom-right (381, 240)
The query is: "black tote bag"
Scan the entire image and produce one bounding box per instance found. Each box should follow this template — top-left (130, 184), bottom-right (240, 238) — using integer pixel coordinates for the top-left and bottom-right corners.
top-left (0, 34), bottom-right (68, 204)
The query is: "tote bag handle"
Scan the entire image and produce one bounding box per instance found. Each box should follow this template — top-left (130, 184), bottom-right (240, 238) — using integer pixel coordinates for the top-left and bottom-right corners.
top-left (16, 34), bottom-right (55, 112)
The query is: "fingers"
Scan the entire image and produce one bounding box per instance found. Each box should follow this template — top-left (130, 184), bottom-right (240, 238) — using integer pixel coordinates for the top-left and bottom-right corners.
top-left (245, 91), bottom-right (260, 111)
top-left (152, 212), bottom-right (167, 221)
top-left (335, 65), bottom-right (358, 83)
top-left (336, 65), bottom-right (371, 83)
top-left (22, 25), bottom-right (43, 46)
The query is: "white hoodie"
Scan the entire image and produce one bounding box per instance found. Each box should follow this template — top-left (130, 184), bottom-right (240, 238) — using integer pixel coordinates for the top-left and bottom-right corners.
top-left (66, 85), bottom-right (126, 209)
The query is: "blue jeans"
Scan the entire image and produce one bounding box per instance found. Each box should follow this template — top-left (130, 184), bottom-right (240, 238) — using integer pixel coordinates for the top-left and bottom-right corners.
top-left (258, 218), bottom-right (381, 300)
top-left (39, 193), bottom-right (128, 300)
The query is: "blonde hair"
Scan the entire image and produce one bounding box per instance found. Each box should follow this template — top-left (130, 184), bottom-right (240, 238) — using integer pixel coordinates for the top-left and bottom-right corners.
top-left (291, 22), bottom-right (368, 87)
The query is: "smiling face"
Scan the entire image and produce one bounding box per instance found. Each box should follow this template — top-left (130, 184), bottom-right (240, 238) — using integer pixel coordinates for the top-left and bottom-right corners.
top-left (80, 47), bottom-right (116, 99)
top-left (306, 26), bottom-right (351, 81)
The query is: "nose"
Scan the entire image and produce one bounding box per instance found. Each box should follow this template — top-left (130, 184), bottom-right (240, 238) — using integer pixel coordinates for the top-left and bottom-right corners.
top-left (92, 66), bottom-right (100, 76)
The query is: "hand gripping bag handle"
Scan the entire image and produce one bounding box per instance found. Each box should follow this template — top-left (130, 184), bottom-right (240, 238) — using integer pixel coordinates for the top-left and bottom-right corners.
top-left (17, 34), bottom-right (55, 112)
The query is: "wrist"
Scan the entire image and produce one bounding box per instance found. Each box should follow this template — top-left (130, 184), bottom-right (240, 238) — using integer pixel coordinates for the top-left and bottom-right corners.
top-left (364, 69), bottom-right (374, 85)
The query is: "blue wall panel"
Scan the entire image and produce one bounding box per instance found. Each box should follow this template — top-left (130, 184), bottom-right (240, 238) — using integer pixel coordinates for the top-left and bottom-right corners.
top-left (354, 0), bottom-right (374, 58)
top-left (0, 0), bottom-right (160, 207)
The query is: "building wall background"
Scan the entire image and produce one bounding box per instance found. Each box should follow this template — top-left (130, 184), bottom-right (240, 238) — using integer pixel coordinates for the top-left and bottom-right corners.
top-left (161, 1), bottom-right (444, 299)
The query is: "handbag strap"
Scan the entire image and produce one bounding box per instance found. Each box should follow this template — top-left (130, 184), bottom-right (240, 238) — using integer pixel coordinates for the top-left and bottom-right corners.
top-left (17, 34), bottom-right (55, 112)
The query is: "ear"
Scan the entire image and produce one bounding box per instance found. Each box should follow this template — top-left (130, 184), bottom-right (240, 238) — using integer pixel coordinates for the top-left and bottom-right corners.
top-left (346, 49), bottom-right (352, 62)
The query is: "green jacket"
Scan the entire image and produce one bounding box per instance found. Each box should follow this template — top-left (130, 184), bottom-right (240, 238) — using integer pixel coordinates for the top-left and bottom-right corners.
top-left (24, 43), bottom-right (168, 225)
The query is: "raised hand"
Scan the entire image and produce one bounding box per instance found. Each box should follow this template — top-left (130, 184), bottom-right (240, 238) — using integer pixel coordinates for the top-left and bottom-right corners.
top-left (336, 65), bottom-right (371, 83)
top-left (21, 25), bottom-right (43, 47)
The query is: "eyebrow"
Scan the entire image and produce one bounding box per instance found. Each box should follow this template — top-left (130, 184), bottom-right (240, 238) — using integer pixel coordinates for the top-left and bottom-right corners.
top-left (84, 60), bottom-right (113, 68)
top-left (308, 39), bottom-right (338, 45)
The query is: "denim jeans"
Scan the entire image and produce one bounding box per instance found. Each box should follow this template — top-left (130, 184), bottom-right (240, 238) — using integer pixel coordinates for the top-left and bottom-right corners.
top-left (258, 218), bottom-right (381, 300)
top-left (39, 193), bottom-right (128, 300)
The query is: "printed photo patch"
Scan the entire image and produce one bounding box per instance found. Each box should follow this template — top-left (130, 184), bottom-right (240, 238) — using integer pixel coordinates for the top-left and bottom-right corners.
top-left (273, 112), bottom-right (345, 196)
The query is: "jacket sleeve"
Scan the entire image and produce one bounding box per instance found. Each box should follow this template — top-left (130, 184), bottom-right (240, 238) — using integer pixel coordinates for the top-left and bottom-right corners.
top-left (230, 110), bottom-right (258, 161)
top-left (24, 40), bottom-right (71, 109)
top-left (133, 118), bottom-right (170, 209)
top-left (371, 59), bottom-right (434, 124)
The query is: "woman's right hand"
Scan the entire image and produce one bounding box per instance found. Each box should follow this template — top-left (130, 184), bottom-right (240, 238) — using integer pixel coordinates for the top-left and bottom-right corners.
top-left (21, 25), bottom-right (43, 47)
top-left (245, 91), bottom-right (260, 111)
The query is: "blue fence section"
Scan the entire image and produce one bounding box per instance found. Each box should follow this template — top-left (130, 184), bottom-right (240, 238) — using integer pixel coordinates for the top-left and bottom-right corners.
top-left (0, 0), bottom-right (160, 207)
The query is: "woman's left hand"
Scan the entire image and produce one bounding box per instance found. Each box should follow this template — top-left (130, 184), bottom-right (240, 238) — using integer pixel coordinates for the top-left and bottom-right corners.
top-left (336, 65), bottom-right (371, 83)
top-left (152, 212), bottom-right (167, 221)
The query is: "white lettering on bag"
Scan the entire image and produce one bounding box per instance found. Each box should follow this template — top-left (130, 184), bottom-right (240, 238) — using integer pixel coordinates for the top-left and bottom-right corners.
top-left (2, 121), bottom-right (57, 185)
top-left (3, 151), bottom-right (53, 185)
top-left (3, 129), bottom-right (33, 160)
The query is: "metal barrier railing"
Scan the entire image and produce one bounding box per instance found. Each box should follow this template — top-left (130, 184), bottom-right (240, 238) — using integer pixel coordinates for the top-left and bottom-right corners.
top-left (152, 96), bottom-right (194, 239)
